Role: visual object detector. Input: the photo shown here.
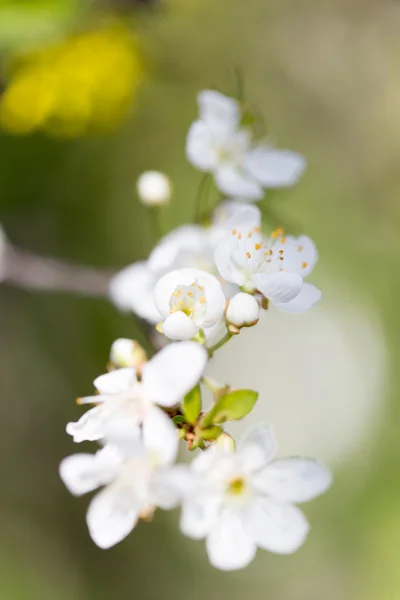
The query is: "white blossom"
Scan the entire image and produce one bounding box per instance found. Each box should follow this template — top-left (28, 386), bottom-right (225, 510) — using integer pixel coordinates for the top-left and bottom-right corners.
top-left (226, 292), bottom-right (260, 328)
top-left (109, 338), bottom-right (147, 369)
top-left (66, 341), bottom-right (208, 444)
top-left (215, 225), bottom-right (321, 313)
top-left (60, 414), bottom-right (188, 549)
top-left (186, 90), bottom-right (306, 201)
top-left (137, 171), bottom-right (172, 206)
top-left (154, 268), bottom-right (226, 341)
top-left (180, 426), bottom-right (332, 571)
top-left (108, 205), bottom-right (262, 324)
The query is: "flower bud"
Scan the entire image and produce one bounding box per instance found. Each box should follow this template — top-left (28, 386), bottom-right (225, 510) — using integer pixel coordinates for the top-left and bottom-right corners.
top-left (225, 292), bottom-right (260, 328)
top-left (215, 432), bottom-right (235, 452)
top-left (136, 171), bottom-right (171, 206)
top-left (109, 338), bottom-right (147, 369)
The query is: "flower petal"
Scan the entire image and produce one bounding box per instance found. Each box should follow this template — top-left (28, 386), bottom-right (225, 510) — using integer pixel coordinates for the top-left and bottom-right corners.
top-left (273, 283), bottom-right (321, 313)
top-left (238, 426), bottom-right (276, 472)
top-left (86, 485), bottom-right (139, 549)
top-left (109, 262), bottom-right (160, 324)
top-left (66, 406), bottom-right (106, 443)
top-left (142, 406), bottom-right (178, 466)
top-left (153, 270), bottom-right (187, 318)
top-left (180, 493), bottom-right (222, 540)
top-left (206, 509), bottom-right (257, 570)
top-left (196, 271), bottom-right (226, 328)
top-left (162, 312), bottom-right (199, 341)
top-left (252, 458), bottom-right (332, 503)
top-left (244, 148), bottom-right (307, 188)
top-left (198, 90), bottom-right (240, 136)
top-left (186, 121), bottom-right (219, 170)
top-left (252, 271), bottom-right (303, 303)
top-left (244, 497), bottom-right (309, 554)
top-left (151, 465), bottom-right (193, 510)
top-left (142, 341), bottom-right (208, 407)
top-left (94, 368), bottom-right (137, 395)
top-left (148, 225), bottom-right (205, 272)
top-left (214, 239), bottom-right (246, 286)
top-left (59, 446), bottom-right (122, 496)
top-left (283, 235), bottom-right (318, 277)
top-left (215, 165), bottom-right (263, 200)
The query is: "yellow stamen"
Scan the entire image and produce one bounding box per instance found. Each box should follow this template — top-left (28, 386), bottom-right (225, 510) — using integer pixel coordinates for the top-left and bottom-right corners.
top-left (246, 251), bottom-right (251, 259)
top-left (254, 243), bottom-right (261, 250)
top-left (302, 261), bottom-right (308, 269)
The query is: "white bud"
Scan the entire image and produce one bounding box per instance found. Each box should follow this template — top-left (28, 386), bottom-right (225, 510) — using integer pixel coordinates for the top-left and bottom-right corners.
top-left (136, 171), bottom-right (171, 206)
top-left (215, 432), bottom-right (235, 452)
top-left (110, 338), bottom-right (147, 369)
top-left (226, 292), bottom-right (260, 328)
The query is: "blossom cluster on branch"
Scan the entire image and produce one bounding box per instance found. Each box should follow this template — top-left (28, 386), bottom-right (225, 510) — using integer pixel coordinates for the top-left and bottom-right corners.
top-left (60, 89), bottom-right (332, 571)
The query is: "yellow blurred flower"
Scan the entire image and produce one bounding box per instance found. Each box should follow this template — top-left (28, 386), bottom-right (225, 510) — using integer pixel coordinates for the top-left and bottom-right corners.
top-left (0, 23), bottom-right (143, 136)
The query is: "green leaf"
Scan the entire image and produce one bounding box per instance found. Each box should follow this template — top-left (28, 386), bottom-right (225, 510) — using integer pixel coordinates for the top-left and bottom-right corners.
top-left (198, 425), bottom-right (222, 440)
top-left (182, 385), bottom-right (201, 425)
top-left (172, 415), bottom-right (185, 425)
top-left (202, 389), bottom-right (258, 426)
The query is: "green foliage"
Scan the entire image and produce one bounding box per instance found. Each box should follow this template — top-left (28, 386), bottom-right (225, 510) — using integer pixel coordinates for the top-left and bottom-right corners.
top-left (202, 389), bottom-right (259, 427)
top-left (182, 384), bottom-right (201, 425)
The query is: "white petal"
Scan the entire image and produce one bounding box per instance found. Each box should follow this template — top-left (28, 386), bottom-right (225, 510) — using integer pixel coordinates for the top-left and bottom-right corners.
top-left (206, 509), bottom-right (257, 570)
top-left (142, 341), bottom-right (208, 407)
top-left (109, 262), bottom-right (160, 324)
top-left (153, 270), bottom-right (189, 318)
top-left (87, 486), bottom-right (138, 549)
top-left (186, 121), bottom-right (219, 170)
top-left (197, 272), bottom-right (226, 328)
top-left (59, 446), bottom-right (122, 496)
top-left (273, 283), bottom-right (321, 313)
top-left (151, 465), bottom-right (193, 510)
top-left (162, 312), bottom-right (199, 341)
top-left (148, 225), bottom-right (205, 272)
top-left (252, 458), bottom-right (332, 503)
top-left (180, 493), bottom-right (222, 540)
top-left (214, 239), bottom-right (246, 286)
top-left (66, 406), bottom-right (106, 443)
top-left (198, 90), bottom-right (240, 136)
top-left (94, 368), bottom-right (137, 395)
top-left (221, 204), bottom-right (262, 230)
top-left (244, 497), bottom-right (309, 554)
top-left (142, 406), bottom-right (178, 466)
top-left (238, 426), bottom-right (276, 472)
top-left (215, 165), bottom-right (264, 200)
top-left (244, 148), bottom-right (307, 188)
top-left (252, 271), bottom-right (303, 303)
top-left (283, 235), bottom-right (318, 277)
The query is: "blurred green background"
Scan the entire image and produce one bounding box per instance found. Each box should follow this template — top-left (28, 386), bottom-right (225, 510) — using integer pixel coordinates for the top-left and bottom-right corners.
top-left (0, 0), bottom-right (399, 598)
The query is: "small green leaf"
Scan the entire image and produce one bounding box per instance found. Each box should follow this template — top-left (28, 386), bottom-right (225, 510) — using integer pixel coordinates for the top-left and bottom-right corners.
top-left (172, 415), bottom-right (185, 425)
top-left (198, 425), bottom-right (222, 440)
top-left (202, 389), bottom-right (258, 426)
top-left (182, 385), bottom-right (201, 425)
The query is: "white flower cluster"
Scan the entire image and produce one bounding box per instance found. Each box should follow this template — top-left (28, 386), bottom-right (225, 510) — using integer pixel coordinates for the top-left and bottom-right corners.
top-left (61, 88), bottom-right (332, 571)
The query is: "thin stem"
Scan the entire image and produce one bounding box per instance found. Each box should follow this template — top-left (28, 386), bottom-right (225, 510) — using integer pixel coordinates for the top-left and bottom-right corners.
top-left (3, 244), bottom-right (112, 298)
top-left (207, 331), bottom-right (233, 357)
top-left (194, 173), bottom-right (211, 224)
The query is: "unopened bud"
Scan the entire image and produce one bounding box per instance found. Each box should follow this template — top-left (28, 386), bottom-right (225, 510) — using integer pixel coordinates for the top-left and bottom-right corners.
top-left (137, 171), bottom-right (171, 206)
top-left (110, 338), bottom-right (147, 369)
top-left (215, 432), bottom-right (235, 453)
top-left (226, 292), bottom-right (260, 328)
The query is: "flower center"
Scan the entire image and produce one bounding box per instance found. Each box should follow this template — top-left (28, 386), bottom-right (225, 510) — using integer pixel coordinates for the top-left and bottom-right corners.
top-left (228, 477), bottom-right (246, 496)
top-left (169, 280), bottom-right (207, 321)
